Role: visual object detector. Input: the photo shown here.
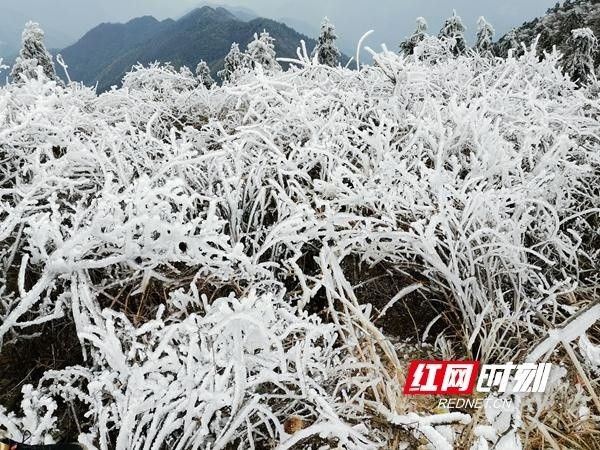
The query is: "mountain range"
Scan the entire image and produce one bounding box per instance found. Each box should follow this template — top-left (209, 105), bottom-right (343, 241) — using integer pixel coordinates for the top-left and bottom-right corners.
top-left (58, 6), bottom-right (321, 92)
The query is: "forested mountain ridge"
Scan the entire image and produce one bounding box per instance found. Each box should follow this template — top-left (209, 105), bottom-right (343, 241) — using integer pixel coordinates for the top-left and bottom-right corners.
top-left (497, 0), bottom-right (600, 65)
top-left (58, 15), bottom-right (174, 88)
top-left (58, 6), bottom-right (321, 92)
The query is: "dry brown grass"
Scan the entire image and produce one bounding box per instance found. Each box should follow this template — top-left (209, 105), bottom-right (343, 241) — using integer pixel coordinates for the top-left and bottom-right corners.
top-left (0, 317), bottom-right (85, 442)
top-left (521, 319), bottom-right (600, 450)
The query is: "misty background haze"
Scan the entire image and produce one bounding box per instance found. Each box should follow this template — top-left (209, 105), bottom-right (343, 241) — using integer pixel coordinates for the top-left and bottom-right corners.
top-left (1, 0), bottom-right (557, 58)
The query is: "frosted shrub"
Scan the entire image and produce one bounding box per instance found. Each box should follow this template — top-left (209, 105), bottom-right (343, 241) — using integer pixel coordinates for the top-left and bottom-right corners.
top-left (400, 17), bottom-right (428, 55)
top-left (121, 62), bottom-right (199, 93)
top-left (11, 21), bottom-right (59, 84)
top-left (475, 17), bottom-right (495, 57)
top-left (21, 288), bottom-right (376, 450)
top-left (218, 42), bottom-right (248, 83)
top-left (0, 35), bottom-right (599, 449)
top-left (565, 27), bottom-right (598, 84)
top-left (246, 31), bottom-right (281, 73)
top-left (438, 11), bottom-right (467, 55)
top-left (313, 17), bottom-right (341, 67)
top-left (195, 60), bottom-right (215, 89)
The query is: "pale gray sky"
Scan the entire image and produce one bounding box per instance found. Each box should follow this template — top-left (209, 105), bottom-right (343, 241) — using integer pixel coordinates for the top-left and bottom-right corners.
top-left (1, 0), bottom-right (557, 56)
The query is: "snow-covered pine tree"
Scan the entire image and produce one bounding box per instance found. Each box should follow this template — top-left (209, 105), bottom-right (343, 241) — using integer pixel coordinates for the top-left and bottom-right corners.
top-left (10, 21), bottom-right (59, 83)
top-left (565, 27), bottom-right (598, 85)
top-left (476, 17), bottom-right (495, 57)
top-left (400, 17), bottom-right (428, 55)
top-left (439, 11), bottom-right (467, 56)
top-left (195, 60), bottom-right (215, 89)
top-left (246, 30), bottom-right (281, 72)
top-left (218, 42), bottom-right (246, 83)
top-left (313, 17), bottom-right (341, 67)
top-left (497, 30), bottom-right (523, 58)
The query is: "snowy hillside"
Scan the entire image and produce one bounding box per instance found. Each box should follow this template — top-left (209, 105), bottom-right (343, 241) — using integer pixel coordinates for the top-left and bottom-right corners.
top-left (497, 0), bottom-right (600, 66)
top-left (1, 21), bottom-right (600, 450)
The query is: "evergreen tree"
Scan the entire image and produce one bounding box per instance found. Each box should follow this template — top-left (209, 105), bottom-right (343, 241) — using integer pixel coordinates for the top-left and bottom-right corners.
top-left (246, 30), bottom-right (281, 72)
top-left (565, 27), bottom-right (598, 85)
top-left (439, 11), bottom-right (467, 56)
top-left (476, 17), bottom-right (495, 57)
top-left (195, 60), bottom-right (215, 89)
top-left (400, 17), bottom-right (428, 55)
top-left (11, 22), bottom-right (59, 83)
top-left (218, 43), bottom-right (246, 83)
top-left (497, 30), bottom-right (522, 58)
top-left (313, 17), bottom-right (341, 67)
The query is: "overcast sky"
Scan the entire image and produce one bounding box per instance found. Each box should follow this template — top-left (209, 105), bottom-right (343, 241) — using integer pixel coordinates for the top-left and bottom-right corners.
top-left (2, 0), bottom-right (557, 56)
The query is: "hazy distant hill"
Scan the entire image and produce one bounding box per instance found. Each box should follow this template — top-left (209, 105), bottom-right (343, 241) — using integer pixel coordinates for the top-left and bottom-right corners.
top-left (59, 6), bottom-right (323, 92)
top-left (59, 15), bottom-right (174, 87)
top-left (187, 3), bottom-right (258, 22)
top-left (497, 0), bottom-right (600, 66)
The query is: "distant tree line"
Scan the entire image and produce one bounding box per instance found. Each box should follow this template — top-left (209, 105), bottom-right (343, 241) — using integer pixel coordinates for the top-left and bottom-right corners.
top-left (8, 10), bottom-right (599, 88)
top-left (218, 17), bottom-right (341, 83)
top-left (400, 10), bottom-right (598, 85)
top-left (7, 17), bottom-right (342, 89)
